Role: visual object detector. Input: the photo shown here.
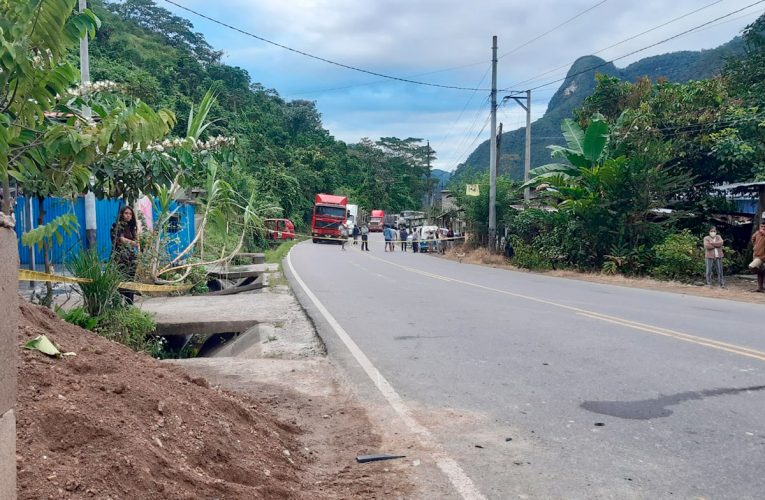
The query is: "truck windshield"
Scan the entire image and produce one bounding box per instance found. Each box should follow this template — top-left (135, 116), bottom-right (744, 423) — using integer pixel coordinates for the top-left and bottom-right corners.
top-left (316, 205), bottom-right (346, 218)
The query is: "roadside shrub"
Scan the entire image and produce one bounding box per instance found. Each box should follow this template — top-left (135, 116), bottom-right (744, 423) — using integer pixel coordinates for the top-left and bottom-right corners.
top-left (604, 243), bottom-right (653, 276)
top-left (57, 306), bottom-right (99, 331)
top-left (510, 238), bottom-right (552, 270)
top-left (66, 250), bottom-right (123, 317)
top-left (167, 260), bottom-right (209, 295)
top-left (651, 230), bottom-right (704, 282)
top-left (185, 262), bottom-right (209, 295)
top-left (97, 306), bottom-right (164, 356)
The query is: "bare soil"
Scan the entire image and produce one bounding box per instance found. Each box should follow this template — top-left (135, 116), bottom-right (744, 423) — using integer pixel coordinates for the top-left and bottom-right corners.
top-left (444, 247), bottom-right (765, 305)
top-left (15, 299), bottom-right (413, 499)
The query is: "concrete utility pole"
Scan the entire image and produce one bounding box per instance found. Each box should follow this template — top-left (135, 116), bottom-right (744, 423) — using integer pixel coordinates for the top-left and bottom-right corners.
top-left (496, 122), bottom-right (503, 170)
top-left (488, 36), bottom-right (498, 249)
top-left (507, 90), bottom-right (532, 202)
top-left (427, 140), bottom-right (432, 208)
top-left (524, 90), bottom-right (531, 202)
top-left (80, 0), bottom-right (97, 249)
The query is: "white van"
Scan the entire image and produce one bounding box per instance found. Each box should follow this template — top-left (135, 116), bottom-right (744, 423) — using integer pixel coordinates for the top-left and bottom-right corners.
top-left (417, 225), bottom-right (438, 252)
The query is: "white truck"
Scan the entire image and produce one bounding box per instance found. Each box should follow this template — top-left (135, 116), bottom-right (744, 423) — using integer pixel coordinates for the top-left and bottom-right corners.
top-left (346, 204), bottom-right (359, 234)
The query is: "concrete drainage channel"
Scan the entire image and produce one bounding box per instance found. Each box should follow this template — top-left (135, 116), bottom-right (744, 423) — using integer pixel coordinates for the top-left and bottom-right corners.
top-left (140, 265), bottom-right (326, 361)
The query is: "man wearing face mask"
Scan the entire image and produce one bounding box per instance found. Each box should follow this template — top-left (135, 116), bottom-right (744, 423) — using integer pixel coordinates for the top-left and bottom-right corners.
top-left (703, 226), bottom-right (725, 288)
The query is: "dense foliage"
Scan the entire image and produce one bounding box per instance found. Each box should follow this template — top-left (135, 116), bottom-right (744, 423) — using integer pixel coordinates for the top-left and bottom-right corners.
top-left (498, 14), bottom-right (765, 279)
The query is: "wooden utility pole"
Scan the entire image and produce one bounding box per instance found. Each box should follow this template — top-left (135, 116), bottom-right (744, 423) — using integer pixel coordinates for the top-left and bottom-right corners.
top-left (488, 36), bottom-right (498, 249)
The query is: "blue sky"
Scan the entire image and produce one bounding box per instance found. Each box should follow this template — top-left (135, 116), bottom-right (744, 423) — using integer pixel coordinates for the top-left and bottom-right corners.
top-left (160, 0), bottom-right (763, 171)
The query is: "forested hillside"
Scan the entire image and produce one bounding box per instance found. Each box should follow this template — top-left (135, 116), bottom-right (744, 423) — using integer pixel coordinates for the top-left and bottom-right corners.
top-left (451, 37), bottom-right (744, 183)
top-left (87, 0), bottom-right (434, 224)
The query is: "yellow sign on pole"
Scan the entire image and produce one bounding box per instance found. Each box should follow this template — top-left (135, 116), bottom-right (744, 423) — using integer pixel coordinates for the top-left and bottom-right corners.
top-left (466, 184), bottom-right (480, 197)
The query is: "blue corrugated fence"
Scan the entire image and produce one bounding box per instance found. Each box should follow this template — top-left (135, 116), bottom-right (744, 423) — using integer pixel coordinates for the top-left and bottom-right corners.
top-left (14, 196), bottom-right (195, 266)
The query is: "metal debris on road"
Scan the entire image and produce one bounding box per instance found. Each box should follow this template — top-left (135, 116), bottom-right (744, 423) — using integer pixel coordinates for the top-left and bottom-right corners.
top-left (356, 454), bottom-right (406, 464)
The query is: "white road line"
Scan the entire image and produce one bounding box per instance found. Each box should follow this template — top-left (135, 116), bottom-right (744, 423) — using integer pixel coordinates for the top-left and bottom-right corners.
top-left (287, 251), bottom-right (486, 500)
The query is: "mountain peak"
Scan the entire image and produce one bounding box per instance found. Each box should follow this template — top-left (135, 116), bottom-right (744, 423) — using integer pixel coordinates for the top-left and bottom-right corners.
top-left (450, 36), bottom-right (745, 184)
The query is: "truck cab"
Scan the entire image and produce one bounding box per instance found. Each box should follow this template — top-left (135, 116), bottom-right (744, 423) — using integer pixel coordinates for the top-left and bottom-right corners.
top-left (312, 194), bottom-right (348, 243)
top-left (369, 210), bottom-right (385, 232)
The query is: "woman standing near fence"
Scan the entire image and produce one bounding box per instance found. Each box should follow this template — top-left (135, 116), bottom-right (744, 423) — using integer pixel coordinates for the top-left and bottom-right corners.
top-left (111, 206), bottom-right (139, 304)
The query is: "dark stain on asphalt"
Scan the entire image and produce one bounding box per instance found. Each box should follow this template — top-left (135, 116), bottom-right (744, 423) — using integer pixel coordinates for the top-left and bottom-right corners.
top-left (581, 385), bottom-right (765, 420)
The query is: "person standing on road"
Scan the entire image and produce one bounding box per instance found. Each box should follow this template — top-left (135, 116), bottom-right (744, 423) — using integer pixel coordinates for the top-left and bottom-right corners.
top-left (750, 219), bottom-right (765, 292)
top-left (361, 224), bottom-right (370, 251)
top-left (703, 226), bottom-right (725, 288)
top-left (383, 225), bottom-right (392, 252)
top-left (340, 223), bottom-right (348, 251)
top-left (412, 227), bottom-right (419, 253)
top-left (399, 227), bottom-right (408, 252)
top-left (352, 224), bottom-right (360, 245)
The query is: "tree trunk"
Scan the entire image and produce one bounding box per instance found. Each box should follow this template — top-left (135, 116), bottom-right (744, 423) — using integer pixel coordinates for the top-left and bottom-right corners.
top-left (1, 172), bottom-right (10, 215)
top-left (37, 196), bottom-right (53, 307)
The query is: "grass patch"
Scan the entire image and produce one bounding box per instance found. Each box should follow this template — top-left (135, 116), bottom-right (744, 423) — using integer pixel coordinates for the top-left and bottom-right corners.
top-left (265, 239), bottom-right (301, 263)
top-left (268, 270), bottom-right (288, 289)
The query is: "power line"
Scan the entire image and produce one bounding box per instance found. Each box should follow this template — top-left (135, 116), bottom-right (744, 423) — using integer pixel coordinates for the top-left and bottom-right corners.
top-left (452, 113), bottom-right (493, 169)
top-left (498, 0), bottom-right (611, 59)
top-left (444, 98), bottom-right (492, 169)
top-left (525, 0), bottom-right (765, 92)
top-left (508, 0), bottom-right (726, 89)
top-left (163, 0), bottom-right (493, 92)
top-left (430, 65), bottom-right (493, 164)
top-left (512, 4), bottom-right (764, 91)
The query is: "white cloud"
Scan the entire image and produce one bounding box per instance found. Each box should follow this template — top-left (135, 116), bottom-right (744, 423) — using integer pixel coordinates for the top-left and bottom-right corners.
top-left (169, 0), bottom-right (763, 171)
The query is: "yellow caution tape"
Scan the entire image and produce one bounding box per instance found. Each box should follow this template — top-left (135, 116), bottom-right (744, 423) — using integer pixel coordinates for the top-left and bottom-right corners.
top-left (18, 269), bottom-right (192, 292)
top-left (18, 269), bottom-right (92, 284)
top-left (118, 281), bottom-right (193, 292)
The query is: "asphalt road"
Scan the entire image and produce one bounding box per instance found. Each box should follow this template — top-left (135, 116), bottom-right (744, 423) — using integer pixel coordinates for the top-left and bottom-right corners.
top-left (287, 234), bottom-right (765, 499)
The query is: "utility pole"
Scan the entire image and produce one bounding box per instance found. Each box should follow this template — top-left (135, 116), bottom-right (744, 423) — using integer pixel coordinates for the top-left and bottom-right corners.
top-left (496, 122), bottom-right (503, 172)
top-left (80, 0), bottom-right (97, 249)
top-left (507, 90), bottom-right (532, 202)
top-left (524, 90), bottom-right (531, 202)
top-left (426, 140), bottom-right (434, 211)
top-left (488, 35), bottom-right (498, 250)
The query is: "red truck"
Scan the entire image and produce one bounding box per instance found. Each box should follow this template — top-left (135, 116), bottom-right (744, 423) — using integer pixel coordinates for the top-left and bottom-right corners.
top-left (369, 209), bottom-right (385, 232)
top-left (312, 194), bottom-right (348, 243)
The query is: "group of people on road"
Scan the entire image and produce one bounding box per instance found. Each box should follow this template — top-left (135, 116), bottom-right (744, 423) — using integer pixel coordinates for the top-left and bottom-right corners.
top-left (702, 219), bottom-right (765, 292)
top-left (382, 225), bottom-right (409, 252)
top-left (337, 222), bottom-right (458, 255)
top-left (340, 222), bottom-right (369, 251)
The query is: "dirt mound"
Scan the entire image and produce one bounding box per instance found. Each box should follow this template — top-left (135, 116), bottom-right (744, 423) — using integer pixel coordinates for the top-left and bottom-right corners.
top-left (16, 300), bottom-right (309, 499)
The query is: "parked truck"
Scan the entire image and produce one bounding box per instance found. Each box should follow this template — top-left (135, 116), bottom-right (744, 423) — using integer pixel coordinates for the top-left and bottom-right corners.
top-left (312, 194), bottom-right (348, 243)
top-left (369, 209), bottom-right (385, 232)
top-left (346, 204), bottom-right (359, 235)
